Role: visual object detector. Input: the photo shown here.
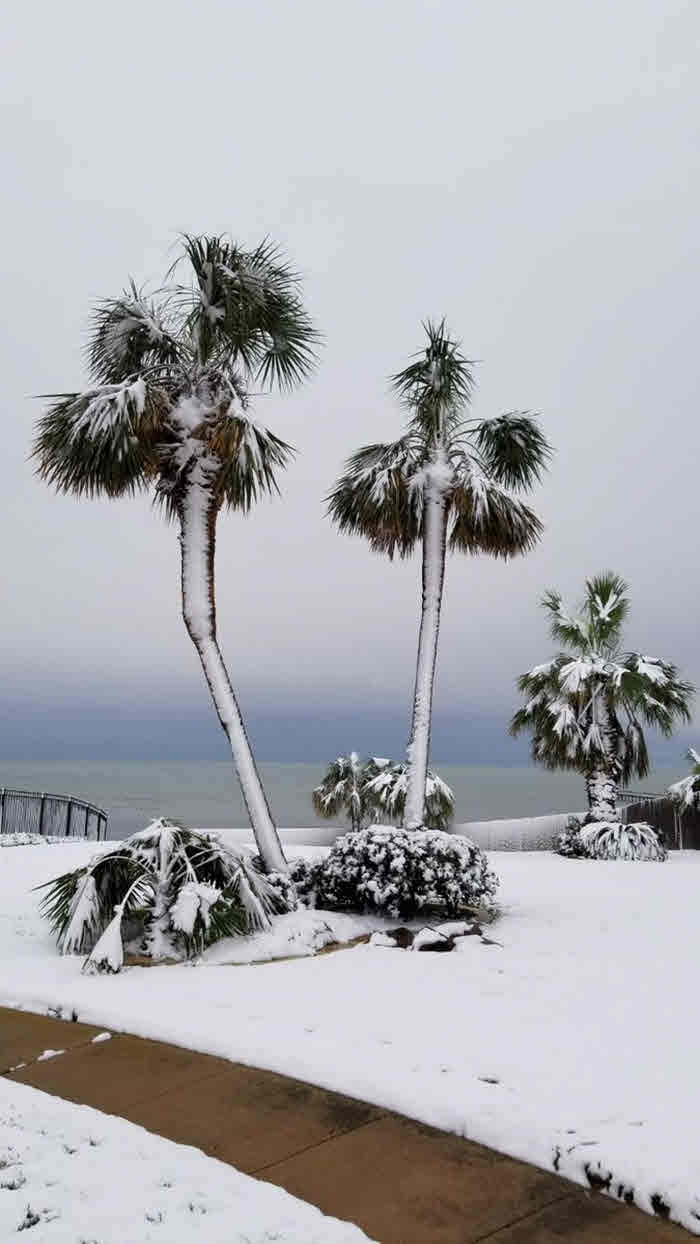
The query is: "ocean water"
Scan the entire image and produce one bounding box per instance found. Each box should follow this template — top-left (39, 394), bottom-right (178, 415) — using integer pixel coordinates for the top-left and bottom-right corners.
top-left (0, 759), bottom-right (681, 840)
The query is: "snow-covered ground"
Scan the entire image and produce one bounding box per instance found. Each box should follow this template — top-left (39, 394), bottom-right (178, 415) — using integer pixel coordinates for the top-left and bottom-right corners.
top-left (0, 1078), bottom-right (371, 1242)
top-left (2, 843), bottom-right (700, 1232)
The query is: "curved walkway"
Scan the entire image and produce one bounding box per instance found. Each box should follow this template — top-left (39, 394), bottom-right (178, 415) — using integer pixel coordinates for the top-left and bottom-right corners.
top-left (0, 1006), bottom-right (689, 1243)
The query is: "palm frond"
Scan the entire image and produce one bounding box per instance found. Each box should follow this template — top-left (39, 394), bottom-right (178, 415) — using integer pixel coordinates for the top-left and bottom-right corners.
top-left (541, 589), bottom-right (591, 650)
top-left (618, 655), bottom-right (694, 734)
top-left (391, 320), bottom-right (475, 439)
top-left (212, 415), bottom-right (295, 511)
top-left (312, 753), bottom-right (370, 828)
top-left (363, 762), bottom-right (455, 830)
top-left (88, 284), bottom-right (181, 384)
top-left (584, 572), bottom-right (630, 644)
top-left (473, 412), bottom-right (552, 491)
top-left (33, 381), bottom-right (164, 499)
top-left (176, 234), bottom-right (319, 386)
top-left (449, 473), bottom-right (543, 557)
top-left (327, 438), bottom-right (422, 558)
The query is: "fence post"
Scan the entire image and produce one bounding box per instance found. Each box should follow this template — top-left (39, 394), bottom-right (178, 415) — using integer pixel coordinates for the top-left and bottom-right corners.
top-left (84, 805), bottom-right (90, 838)
top-left (0, 788), bottom-right (4, 835)
top-left (66, 801), bottom-right (73, 838)
top-left (38, 794), bottom-right (46, 836)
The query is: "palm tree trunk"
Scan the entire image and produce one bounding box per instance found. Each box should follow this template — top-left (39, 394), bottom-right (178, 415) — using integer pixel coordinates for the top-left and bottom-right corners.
top-left (585, 689), bottom-right (620, 822)
top-left (178, 466), bottom-right (287, 874)
top-left (404, 471), bottom-right (448, 829)
top-left (585, 768), bottom-right (618, 822)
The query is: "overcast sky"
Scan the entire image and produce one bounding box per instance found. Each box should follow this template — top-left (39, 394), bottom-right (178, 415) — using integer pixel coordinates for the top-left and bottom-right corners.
top-left (2, 1), bottom-right (699, 764)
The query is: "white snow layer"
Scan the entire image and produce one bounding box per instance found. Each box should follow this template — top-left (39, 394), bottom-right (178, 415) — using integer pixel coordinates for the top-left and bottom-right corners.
top-left (0, 1079), bottom-right (371, 1243)
top-left (3, 843), bottom-right (700, 1232)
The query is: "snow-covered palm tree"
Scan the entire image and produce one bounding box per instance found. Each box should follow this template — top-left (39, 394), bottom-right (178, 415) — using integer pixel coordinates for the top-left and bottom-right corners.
top-left (328, 322), bottom-right (550, 829)
top-left (511, 574), bottom-right (694, 821)
top-left (34, 235), bottom-right (318, 874)
top-left (312, 752), bottom-right (379, 830)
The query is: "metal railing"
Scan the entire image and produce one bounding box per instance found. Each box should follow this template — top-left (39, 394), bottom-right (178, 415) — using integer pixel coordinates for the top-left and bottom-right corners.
top-left (0, 788), bottom-right (108, 841)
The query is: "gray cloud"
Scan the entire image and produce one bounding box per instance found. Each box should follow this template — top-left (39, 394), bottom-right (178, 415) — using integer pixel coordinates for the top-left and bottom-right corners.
top-left (2, 1), bottom-right (698, 761)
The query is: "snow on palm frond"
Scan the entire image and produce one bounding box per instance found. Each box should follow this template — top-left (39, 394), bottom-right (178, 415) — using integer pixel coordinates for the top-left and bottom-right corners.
top-left (578, 821), bottom-right (668, 862)
top-left (326, 438), bottom-right (423, 559)
top-left (329, 320), bottom-right (550, 830)
top-left (88, 284), bottom-right (180, 384)
top-left (390, 319), bottom-right (476, 438)
top-left (512, 576), bottom-right (694, 822)
top-left (173, 234), bottom-right (319, 388)
top-left (449, 468), bottom-right (542, 558)
top-left (363, 762), bottom-right (455, 831)
top-left (312, 752), bottom-right (378, 831)
top-left (37, 818), bottom-right (286, 974)
top-left (668, 748), bottom-right (700, 812)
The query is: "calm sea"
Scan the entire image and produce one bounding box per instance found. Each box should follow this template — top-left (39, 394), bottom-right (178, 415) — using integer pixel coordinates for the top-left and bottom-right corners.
top-left (0, 759), bottom-right (681, 840)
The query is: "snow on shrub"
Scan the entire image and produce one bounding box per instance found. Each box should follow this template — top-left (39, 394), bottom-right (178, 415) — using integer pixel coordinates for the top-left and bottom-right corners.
top-left (38, 818), bottom-right (289, 973)
top-left (578, 821), bottom-right (668, 862)
top-left (1, 833), bottom-right (67, 847)
top-left (555, 816), bottom-right (588, 858)
top-left (298, 826), bottom-right (498, 919)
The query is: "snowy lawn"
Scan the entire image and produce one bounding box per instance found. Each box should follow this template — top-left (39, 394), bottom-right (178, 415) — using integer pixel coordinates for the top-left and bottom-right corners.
top-left (0, 1078), bottom-right (371, 1242)
top-left (2, 843), bottom-right (700, 1232)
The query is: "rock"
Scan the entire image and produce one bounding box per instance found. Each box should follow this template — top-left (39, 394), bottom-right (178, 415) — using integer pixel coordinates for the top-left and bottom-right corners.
top-left (412, 927), bottom-right (456, 953)
top-left (369, 927), bottom-right (415, 949)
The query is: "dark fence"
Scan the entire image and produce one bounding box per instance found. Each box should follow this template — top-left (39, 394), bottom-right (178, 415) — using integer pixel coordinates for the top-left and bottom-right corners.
top-left (0, 788), bottom-right (108, 841)
top-left (619, 791), bottom-right (700, 850)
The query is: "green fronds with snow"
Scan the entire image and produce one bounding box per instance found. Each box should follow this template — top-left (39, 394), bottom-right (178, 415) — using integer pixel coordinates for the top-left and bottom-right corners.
top-left (511, 574), bottom-right (694, 816)
top-left (37, 818), bottom-right (286, 973)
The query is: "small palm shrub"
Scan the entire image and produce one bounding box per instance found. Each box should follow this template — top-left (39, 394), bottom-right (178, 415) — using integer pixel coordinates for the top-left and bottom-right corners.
top-left (557, 818), bottom-right (667, 861)
top-left (578, 821), bottom-right (668, 861)
top-left (295, 826), bottom-right (498, 919)
top-left (38, 819), bottom-right (287, 973)
top-left (363, 763), bottom-right (455, 831)
top-left (312, 753), bottom-right (455, 831)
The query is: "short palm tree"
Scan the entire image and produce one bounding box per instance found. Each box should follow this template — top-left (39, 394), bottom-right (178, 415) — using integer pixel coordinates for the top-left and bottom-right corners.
top-left (362, 762), bottom-right (455, 831)
top-left (511, 573), bottom-right (694, 820)
top-left (33, 235), bottom-right (318, 873)
top-left (312, 752), bottom-right (378, 830)
top-left (328, 321), bottom-right (550, 828)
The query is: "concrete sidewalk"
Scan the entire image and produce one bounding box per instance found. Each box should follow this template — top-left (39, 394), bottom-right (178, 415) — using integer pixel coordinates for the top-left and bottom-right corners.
top-left (1, 1006), bottom-right (689, 1243)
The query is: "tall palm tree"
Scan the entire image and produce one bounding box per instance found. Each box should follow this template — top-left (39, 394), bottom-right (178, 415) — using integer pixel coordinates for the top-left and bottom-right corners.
top-left (511, 573), bottom-right (694, 821)
top-left (34, 235), bottom-right (318, 873)
top-left (328, 321), bottom-right (550, 828)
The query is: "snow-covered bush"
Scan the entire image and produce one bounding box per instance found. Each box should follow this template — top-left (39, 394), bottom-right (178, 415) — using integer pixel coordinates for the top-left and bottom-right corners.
top-left (38, 819), bottom-right (288, 973)
top-left (288, 855), bottom-right (326, 906)
top-left (575, 821), bottom-right (667, 862)
top-left (301, 826), bottom-right (497, 919)
top-left (555, 816), bottom-right (588, 858)
top-left (1, 833), bottom-right (66, 847)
